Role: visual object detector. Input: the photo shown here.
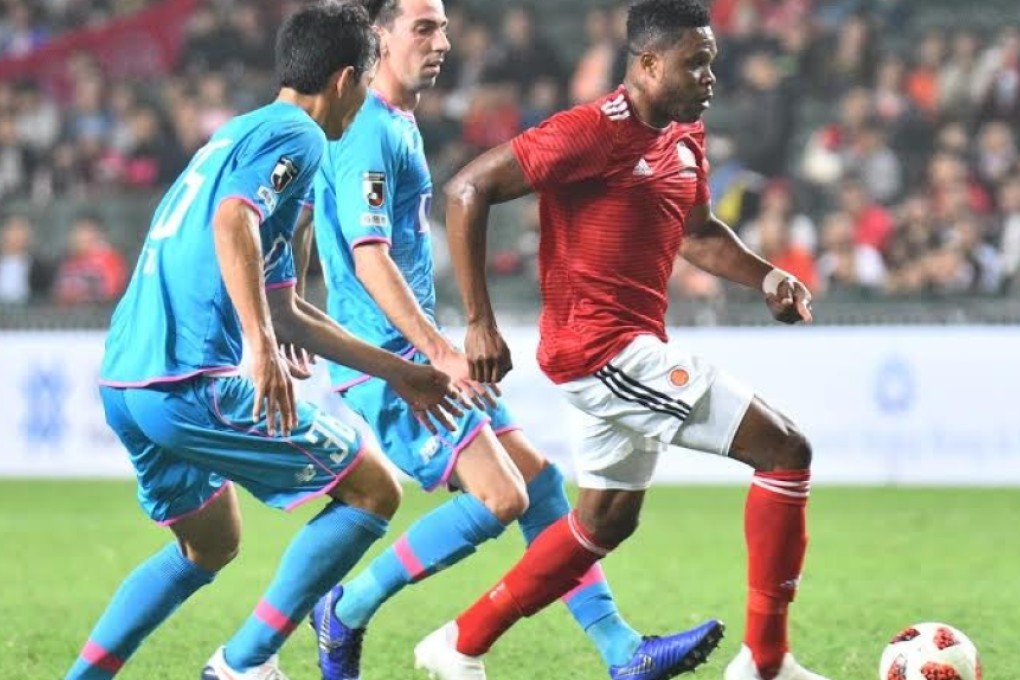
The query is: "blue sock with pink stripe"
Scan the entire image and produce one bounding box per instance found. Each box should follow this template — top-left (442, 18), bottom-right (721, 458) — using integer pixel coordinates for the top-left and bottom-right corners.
top-left (224, 502), bottom-right (387, 670)
top-left (519, 464), bottom-right (641, 667)
top-left (65, 542), bottom-right (215, 679)
top-left (335, 493), bottom-right (505, 629)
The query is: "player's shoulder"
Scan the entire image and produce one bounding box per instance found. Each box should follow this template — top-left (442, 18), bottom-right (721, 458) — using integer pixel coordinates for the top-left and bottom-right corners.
top-left (339, 93), bottom-right (409, 155)
top-left (672, 118), bottom-right (707, 145)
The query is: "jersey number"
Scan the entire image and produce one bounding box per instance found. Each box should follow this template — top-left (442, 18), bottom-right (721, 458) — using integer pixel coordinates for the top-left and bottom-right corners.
top-left (149, 139), bottom-right (233, 240)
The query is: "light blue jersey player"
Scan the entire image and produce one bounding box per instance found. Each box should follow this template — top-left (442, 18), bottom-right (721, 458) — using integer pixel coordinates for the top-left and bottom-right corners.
top-left (300, 3), bottom-right (714, 680)
top-left (65, 6), bottom-right (459, 680)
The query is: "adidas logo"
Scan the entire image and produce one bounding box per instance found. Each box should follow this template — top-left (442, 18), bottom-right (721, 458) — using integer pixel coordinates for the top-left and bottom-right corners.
top-left (601, 93), bottom-right (631, 121)
top-left (633, 158), bottom-right (653, 177)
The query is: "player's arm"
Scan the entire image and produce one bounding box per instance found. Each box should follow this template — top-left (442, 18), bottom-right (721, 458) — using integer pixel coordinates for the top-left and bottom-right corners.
top-left (212, 199), bottom-right (295, 435)
top-left (292, 205), bottom-right (314, 299)
top-left (268, 282), bottom-right (463, 432)
top-left (352, 244), bottom-right (497, 407)
top-left (446, 106), bottom-right (610, 382)
top-left (681, 203), bottom-right (812, 323)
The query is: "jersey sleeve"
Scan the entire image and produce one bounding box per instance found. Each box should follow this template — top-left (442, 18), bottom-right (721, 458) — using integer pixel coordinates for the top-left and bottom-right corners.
top-left (694, 127), bottom-right (711, 206)
top-left (331, 119), bottom-right (401, 248)
top-left (220, 122), bottom-right (322, 224)
top-left (510, 104), bottom-right (613, 190)
top-left (263, 198), bottom-right (300, 289)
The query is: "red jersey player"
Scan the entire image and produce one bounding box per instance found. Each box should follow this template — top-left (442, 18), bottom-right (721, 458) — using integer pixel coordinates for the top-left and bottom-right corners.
top-left (412, 1), bottom-right (828, 680)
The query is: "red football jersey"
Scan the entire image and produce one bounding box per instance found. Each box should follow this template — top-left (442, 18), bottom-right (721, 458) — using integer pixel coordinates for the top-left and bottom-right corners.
top-left (511, 86), bottom-right (710, 384)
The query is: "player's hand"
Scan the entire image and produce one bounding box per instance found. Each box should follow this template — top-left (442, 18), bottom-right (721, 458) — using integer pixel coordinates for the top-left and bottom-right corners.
top-left (252, 344), bottom-right (297, 437)
top-left (465, 321), bottom-right (513, 383)
top-left (392, 363), bottom-right (465, 434)
top-left (765, 275), bottom-right (813, 325)
top-left (431, 347), bottom-right (501, 410)
top-left (280, 343), bottom-right (316, 380)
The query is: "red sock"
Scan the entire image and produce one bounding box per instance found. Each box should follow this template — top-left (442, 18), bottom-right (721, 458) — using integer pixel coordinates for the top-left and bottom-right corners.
top-left (744, 470), bottom-right (810, 680)
top-left (455, 511), bottom-right (612, 656)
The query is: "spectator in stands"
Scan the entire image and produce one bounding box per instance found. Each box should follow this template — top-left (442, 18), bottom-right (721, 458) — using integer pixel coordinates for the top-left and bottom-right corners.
top-left (13, 82), bottom-right (60, 154)
top-left (732, 50), bottom-right (796, 178)
top-left (975, 121), bottom-right (1017, 188)
top-left (0, 113), bottom-right (32, 199)
top-left (838, 177), bottom-right (896, 253)
top-left (52, 214), bottom-right (127, 305)
top-left (905, 29), bottom-right (945, 119)
top-left (0, 214), bottom-right (51, 303)
top-left (1, 1), bottom-right (49, 58)
top-left (756, 210), bottom-right (820, 293)
top-left (800, 86), bottom-right (872, 189)
top-left (740, 178), bottom-right (817, 253)
top-left (997, 175), bottom-right (1020, 290)
top-left (973, 26), bottom-right (1020, 130)
top-left (482, 5), bottom-right (562, 91)
top-left (569, 7), bottom-right (615, 104)
top-left (938, 30), bottom-right (982, 121)
top-left (843, 125), bottom-right (903, 204)
top-left (816, 210), bottom-right (886, 296)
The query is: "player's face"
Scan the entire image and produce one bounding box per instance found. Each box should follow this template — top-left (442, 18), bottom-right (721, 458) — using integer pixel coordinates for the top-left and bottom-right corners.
top-left (653, 27), bottom-right (717, 124)
top-left (325, 65), bottom-right (376, 140)
top-left (380, 0), bottom-right (450, 92)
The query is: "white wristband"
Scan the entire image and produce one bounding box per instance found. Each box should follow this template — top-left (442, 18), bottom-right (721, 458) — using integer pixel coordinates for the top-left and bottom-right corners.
top-left (762, 268), bottom-right (793, 296)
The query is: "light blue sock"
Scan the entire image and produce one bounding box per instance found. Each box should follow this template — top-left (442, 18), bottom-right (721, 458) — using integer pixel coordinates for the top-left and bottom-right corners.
top-left (65, 542), bottom-right (215, 680)
top-left (336, 493), bottom-right (505, 629)
top-left (224, 502), bottom-right (387, 669)
top-left (520, 464), bottom-right (642, 668)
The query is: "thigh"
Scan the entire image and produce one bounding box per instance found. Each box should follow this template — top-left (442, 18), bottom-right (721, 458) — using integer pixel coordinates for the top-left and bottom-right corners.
top-left (562, 335), bottom-right (710, 449)
top-left (569, 403), bottom-right (662, 491)
top-left (102, 385), bottom-right (225, 526)
top-left (496, 429), bottom-right (548, 483)
top-left (670, 364), bottom-right (755, 457)
top-left (169, 482), bottom-right (243, 571)
top-left (342, 358), bottom-right (508, 492)
top-left (125, 377), bottom-right (366, 514)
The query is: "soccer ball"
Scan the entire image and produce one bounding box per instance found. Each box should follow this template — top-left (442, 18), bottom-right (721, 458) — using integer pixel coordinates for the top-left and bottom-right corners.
top-left (879, 622), bottom-right (982, 680)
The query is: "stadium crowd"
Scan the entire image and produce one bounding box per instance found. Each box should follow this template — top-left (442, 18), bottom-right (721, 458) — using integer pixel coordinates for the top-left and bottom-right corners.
top-left (1, 0), bottom-right (1019, 307)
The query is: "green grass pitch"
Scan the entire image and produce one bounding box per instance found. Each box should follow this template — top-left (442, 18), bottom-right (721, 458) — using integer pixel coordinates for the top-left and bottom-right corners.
top-left (2, 481), bottom-right (1017, 679)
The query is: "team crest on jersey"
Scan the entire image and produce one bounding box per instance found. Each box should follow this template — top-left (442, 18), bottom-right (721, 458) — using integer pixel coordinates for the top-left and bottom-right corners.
top-left (363, 171), bottom-right (386, 208)
top-left (668, 366), bottom-right (691, 388)
top-left (271, 157), bottom-right (299, 193)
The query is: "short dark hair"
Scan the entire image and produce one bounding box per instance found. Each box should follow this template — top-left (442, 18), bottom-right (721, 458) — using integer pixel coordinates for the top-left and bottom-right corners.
top-left (360, 0), bottom-right (401, 26)
top-left (276, 1), bottom-right (376, 95)
top-left (627, 0), bottom-right (710, 53)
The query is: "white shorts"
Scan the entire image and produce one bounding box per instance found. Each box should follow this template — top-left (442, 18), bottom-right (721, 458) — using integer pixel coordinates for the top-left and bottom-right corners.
top-left (561, 334), bottom-right (754, 491)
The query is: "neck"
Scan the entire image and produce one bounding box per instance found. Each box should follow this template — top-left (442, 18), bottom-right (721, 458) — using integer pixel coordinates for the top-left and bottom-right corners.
top-left (276, 88), bottom-right (328, 130)
top-left (374, 68), bottom-right (420, 111)
top-left (622, 76), bottom-right (670, 130)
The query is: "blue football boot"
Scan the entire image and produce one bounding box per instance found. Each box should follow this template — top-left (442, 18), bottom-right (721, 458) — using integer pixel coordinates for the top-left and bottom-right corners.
top-left (309, 585), bottom-right (366, 680)
top-left (609, 619), bottom-right (725, 680)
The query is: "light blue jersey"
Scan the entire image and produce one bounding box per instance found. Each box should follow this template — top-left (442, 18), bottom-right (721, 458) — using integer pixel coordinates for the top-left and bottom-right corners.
top-left (313, 91), bottom-right (517, 491)
top-left (100, 101), bottom-right (325, 386)
top-left (313, 91), bottom-right (434, 390)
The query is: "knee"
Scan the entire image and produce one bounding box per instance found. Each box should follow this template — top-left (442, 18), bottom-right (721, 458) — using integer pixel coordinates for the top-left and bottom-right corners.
top-left (343, 466), bottom-right (403, 520)
top-left (765, 425), bottom-right (813, 472)
top-left (181, 535), bottom-right (241, 572)
top-left (577, 504), bottom-right (639, 548)
top-left (478, 477), bottom-right (530, 524)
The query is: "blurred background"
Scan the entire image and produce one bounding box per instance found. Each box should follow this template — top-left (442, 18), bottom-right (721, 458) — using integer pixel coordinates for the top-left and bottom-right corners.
top-left (1, 0), bottom-right (1019, 483)
top-left (1, 0), bottom-right (1019, 325)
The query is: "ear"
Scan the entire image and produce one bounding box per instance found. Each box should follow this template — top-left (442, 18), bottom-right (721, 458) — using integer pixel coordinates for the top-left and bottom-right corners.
top-left (335, 65), bottom-right (357, 97)
top-left (639, 51), bottom-right (660, 79)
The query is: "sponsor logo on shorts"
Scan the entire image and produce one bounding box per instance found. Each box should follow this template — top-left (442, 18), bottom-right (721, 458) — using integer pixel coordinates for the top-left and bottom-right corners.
top-left (420, 436), bottom-right (441, 461)
top-left (296, 464), bottom-right (316, 483)
top-left (668, 367), bottom-right (690, 388)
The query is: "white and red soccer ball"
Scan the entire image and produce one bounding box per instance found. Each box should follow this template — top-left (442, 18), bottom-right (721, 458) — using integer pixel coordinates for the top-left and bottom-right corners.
top-left (879, 622), bottom-right (981, 680)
